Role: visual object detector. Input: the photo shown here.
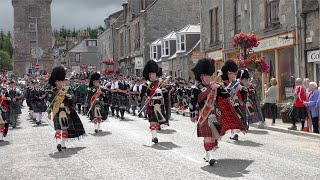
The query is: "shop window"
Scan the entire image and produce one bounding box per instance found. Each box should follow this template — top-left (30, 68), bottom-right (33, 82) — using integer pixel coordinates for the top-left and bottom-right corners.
top-left (278, 48), bottom-right (295, 101)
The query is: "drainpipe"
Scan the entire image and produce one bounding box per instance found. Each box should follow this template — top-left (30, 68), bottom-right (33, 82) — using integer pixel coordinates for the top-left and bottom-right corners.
top-left (300, 13), bottom-right (308, 78)
top-left (249, 0), bottom-right (252, 31)
top-left (294, 0), bottom-right (301, 78)
top-left (221, 0), bottom-right (225, 60)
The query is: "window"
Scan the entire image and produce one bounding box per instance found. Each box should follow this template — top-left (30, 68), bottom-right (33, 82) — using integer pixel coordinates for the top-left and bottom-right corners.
top-left (87, 40), bottom-right (97, 47)
top-left (177, 35), bottom-right (186, 52)
top-left (141, 0), bottom-right (146, 10)
top-left (29, 23), bottom-right (36, 32)
top-left (210, 7), bottom-right (219, 43)
top-left (150, 45), bottom-right (157, 60)
top-left (135, 22), bottom-right (140, 50)
top-left (162, 40), bottom-right (169, 57)
top-left (234, 0), bottom-right (241, 34)
top-left (128, 28), bottom-right (131, 53)
top-left (75, 53), bottom-right (80, 62)
top-left (266, 0), bottom-right (280, 27)
top-left (120, 32), bottom-right (124, 57)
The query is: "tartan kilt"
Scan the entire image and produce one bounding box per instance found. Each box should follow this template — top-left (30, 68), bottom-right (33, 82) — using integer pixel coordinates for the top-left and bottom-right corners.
top-left (216, 96), bottom-right (246, 136)
top-left (119, 94), bottom-right (129, 107)
top-left (111, 93), bottom-right (119, 106)
top-left (148, 102), bottom-right (167, 124)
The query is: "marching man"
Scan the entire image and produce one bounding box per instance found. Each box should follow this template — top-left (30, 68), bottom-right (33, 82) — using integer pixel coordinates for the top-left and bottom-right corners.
top-left (87, 73), bottom-right (105, 133)
top-left (189, 58), bottom-right (245, 166)
top-left (139, 60), bottom-right (168, 143)
top-left (47, 66), bottom-right (85, 152)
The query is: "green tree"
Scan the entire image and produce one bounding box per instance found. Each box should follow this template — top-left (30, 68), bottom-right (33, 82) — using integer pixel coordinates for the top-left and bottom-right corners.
top-left (0, 50), bottom-right (13, 71)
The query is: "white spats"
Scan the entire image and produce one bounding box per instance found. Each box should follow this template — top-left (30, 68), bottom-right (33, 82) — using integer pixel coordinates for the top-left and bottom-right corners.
top-left (97, 123), bottom-right (101, 131)
top-left (206, 150), bottom-right (216, 166)
top-left (151, 130), bottom-right (157, 139)
top-left (203, 152), bottom-right (209, 162)
top-left (0, 132), bottom-right (3, 141)
top-left (61, 138), bottom-right (66, 148)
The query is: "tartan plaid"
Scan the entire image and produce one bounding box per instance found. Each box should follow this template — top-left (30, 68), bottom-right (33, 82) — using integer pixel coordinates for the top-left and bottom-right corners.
top-left (216, 96), bottom-right (246, 136)
top-left (247, 92), bottom-right (263, 123)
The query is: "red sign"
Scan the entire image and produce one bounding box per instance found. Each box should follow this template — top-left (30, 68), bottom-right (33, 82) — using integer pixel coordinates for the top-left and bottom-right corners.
top-left (35, 64), bottom-right (40, 70)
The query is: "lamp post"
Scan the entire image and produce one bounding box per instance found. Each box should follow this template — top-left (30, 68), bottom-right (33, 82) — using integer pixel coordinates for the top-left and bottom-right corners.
top-left (29, 16), bottom-right (43, 68)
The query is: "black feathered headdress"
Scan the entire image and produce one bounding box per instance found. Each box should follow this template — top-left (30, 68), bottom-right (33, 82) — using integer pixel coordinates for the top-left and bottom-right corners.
top-left (220, 60), bottom-right (238, 81)
top-left (48, 66), bottom-right (66, 87)
top-left (191, 58), bottom-right (215, 81)
top-left (89, 72), bottom-right (100, 87)
top-left (237, 69), bottom-right (250, 79)
top-left (143, 60), bottom-right (158, 80)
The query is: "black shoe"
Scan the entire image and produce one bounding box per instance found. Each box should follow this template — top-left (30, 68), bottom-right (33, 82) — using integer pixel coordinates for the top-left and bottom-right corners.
top-left (94, 129), bottom-right (98, 133)
top-left (209, 159), bottom-right (216, 166)
top-left (116, 115), bottom-right (120, 118)
top-left (121, 116), bottom-right (125, 120)
top-left (12, 126), bottom-right (16, 128)
top-left (62, 147), bottom-right (67, 149)
top-left (36, 122), bottom-right (40, 125)
top-left (152, 137), bottom-right (158, 143)
top-left (230, 134), bottom-right (239, 141)
top-left (132, 113), bottom-right (136, 116)
top-left (99, 130), bottom-right (102, 132)
top-left (138, 114), bottom-right (142, 118)
top-left (57, 144), bottom-right (62, 152)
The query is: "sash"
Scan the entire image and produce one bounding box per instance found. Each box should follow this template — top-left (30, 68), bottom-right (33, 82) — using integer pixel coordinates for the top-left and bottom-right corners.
top-left (90, 87), bottom-right (101, 104)
top-left (146, 80), bottom-right (160, 114)
top-left (198, 88), bottom-right (217, 127)
top-left (0, 97), bottom-right (9, 112)
top-left (52, 94), bottom-right (66, 118)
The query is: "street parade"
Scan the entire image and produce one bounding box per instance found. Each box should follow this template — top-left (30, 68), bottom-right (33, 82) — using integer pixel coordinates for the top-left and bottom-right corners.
top-left (1, 0), bottom-right (320, 179)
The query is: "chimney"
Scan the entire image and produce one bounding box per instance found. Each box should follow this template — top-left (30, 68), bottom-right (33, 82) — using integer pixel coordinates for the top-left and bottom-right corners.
top-left (77, 31), bottom-right (89, 42)
top-left (122, 2), bottom-right (128, 19)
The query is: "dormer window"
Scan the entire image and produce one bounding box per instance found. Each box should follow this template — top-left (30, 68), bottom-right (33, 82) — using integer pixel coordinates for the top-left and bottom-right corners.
top-left (177, 34), bottom-right (186, 52)
top-left (161, 40), bottom-right (170, 57)
top-left (87, 40), bottom-right (97, 47)
top-left (150, 45), bottom-right (158, 60)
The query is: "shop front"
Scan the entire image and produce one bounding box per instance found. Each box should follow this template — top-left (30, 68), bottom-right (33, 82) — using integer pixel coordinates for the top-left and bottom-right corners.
top-left (307, 49), bottom-right (320, 83)
top-left (223, 32), bottom-right (296, 102)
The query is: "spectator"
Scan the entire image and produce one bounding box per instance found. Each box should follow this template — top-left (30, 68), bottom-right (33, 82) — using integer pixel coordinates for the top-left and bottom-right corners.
top-left (304, 82), bottom-right (319, 134)
top-left (261, 78), bottom-right (278, 125)
top-left (303, 78), bottom-right (310, 97)
top-left (288, 78), bottom-right (307, 131)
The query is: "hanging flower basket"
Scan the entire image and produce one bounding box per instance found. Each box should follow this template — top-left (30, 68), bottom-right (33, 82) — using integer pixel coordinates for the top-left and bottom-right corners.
top-left (231, 32), bottom-right (259, 49)
top-left (102, 58), bottom-right (114, 65)
top-left (234, 54), bottom-right (270, 74)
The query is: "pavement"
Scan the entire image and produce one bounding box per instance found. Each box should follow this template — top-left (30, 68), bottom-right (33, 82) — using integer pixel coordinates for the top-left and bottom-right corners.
top-left (1, 105), bottom-right (320, 180)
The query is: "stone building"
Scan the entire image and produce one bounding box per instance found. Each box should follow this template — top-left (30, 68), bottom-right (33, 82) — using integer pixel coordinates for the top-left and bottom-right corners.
top-left (200, 0), bottom-right (305, 102)
top-left (63, 32), bottom-right (99, 73)
top-left (302, 0), bottom-right (320, 83)
top-left (12, 0), bottom-right (54, 76)
top-left (111, 0), bottom-right (200, 76)
top-left (98, 10), bottom-right (124, 72)
top-left (161, 24), bottom-right (201, 80)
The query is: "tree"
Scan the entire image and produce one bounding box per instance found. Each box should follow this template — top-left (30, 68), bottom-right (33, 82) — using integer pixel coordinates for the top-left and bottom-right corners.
top-left (0, 50), bottom-right (13, 71)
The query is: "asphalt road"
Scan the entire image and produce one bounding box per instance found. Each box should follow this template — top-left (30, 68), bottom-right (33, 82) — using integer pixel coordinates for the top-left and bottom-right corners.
top-left (1, 106), bottom-right (320, 180)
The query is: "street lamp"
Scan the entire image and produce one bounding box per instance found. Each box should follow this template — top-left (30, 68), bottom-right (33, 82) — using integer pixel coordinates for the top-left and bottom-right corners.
top-left (29, 16), bottom-right (43, 67)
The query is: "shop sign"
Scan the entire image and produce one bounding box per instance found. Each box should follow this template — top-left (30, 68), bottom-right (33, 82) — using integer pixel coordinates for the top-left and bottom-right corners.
top-left (207, 49), bottom-right (223, 60)
top-left (191, 52), bottom-right (206, 61)
top-left (135, 57), bottom-right (144, 69)
top-left (285, 87), bottom-right (294, 99)
top-left (253, 32), bottom-right (295, 52)
top-left (307, 49), bottom-right (320, 62)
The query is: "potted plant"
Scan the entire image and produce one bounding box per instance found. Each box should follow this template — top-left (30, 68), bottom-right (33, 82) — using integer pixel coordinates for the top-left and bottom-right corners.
top-left (280, 102), bottom-right (293, 123)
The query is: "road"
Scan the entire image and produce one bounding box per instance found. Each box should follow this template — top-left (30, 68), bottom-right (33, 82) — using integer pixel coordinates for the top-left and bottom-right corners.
top-left (1, 105), bottom-right (320, 180)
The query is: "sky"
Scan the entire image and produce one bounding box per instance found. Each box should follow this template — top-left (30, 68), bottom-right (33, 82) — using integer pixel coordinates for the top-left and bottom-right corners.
top-left (0, 0), bottom-right (124, 32)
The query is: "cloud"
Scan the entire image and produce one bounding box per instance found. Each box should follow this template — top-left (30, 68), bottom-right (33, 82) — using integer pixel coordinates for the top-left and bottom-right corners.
top-left (0, 0), bottom-right (124, 31)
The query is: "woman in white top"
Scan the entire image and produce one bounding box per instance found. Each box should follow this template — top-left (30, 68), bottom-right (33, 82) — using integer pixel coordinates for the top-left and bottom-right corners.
top-left (261, 78), bottom-right (278, 125)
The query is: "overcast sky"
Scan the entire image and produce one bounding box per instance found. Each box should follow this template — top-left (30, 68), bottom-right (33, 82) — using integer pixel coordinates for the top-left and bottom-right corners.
top-left (0, 0), bottom-right (124, 31)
